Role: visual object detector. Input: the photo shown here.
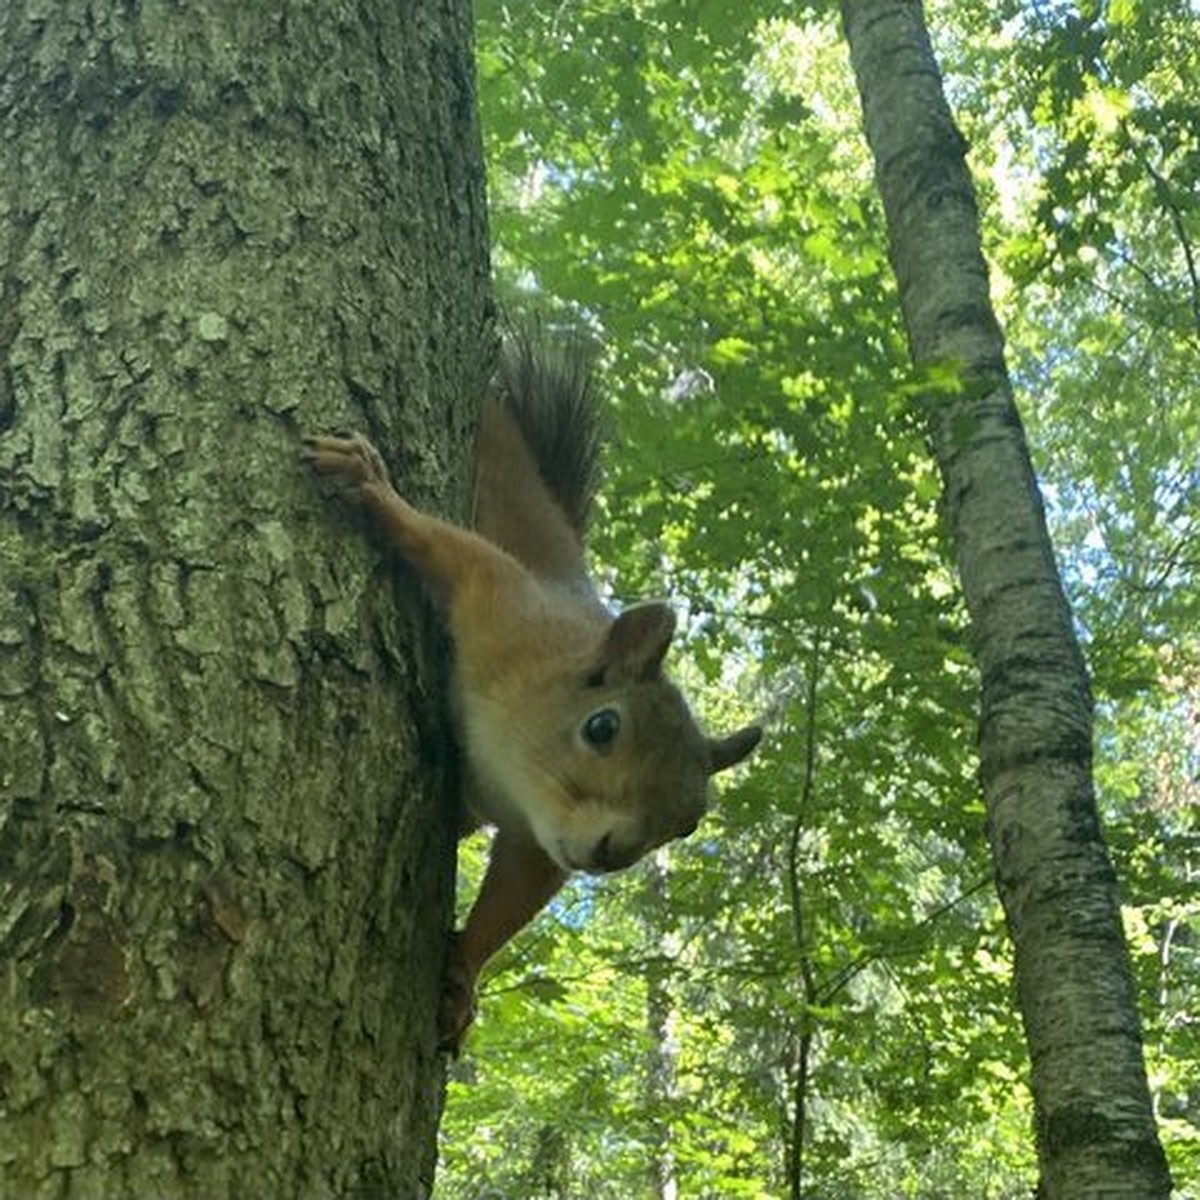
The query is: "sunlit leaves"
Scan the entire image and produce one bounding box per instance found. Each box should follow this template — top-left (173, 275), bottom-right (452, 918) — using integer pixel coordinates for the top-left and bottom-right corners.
top-left (439, 0), bottom-right (1199, 1194)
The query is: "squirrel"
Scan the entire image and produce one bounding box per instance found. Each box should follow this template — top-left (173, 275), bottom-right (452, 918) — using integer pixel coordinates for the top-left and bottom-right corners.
top-left (304, 329), bottom-right (761, 1052)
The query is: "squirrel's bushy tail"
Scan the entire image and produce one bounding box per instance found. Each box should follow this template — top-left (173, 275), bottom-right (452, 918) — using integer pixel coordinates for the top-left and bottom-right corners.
top-left (493, 323), bottom-right (603, 536)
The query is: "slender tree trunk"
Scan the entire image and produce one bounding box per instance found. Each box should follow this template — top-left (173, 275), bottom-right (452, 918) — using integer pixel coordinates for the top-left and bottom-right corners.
top-left (0, 2), bottom-right (489, 1195)
top-left (785, 633), bottom-right (821, 1200)
top-left (838, 3), bottom-right (1171, 1197)
top-left (644, 851), bottom-right (679, 1200)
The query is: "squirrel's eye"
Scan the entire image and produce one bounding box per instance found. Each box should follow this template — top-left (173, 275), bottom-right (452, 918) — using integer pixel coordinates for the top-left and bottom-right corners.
top-left (582, 707), bottom-right (621, 752)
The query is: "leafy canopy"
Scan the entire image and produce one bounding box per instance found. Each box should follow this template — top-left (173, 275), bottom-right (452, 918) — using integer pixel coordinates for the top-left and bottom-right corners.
top-left (438, 2), bottom-right (1200, 1195)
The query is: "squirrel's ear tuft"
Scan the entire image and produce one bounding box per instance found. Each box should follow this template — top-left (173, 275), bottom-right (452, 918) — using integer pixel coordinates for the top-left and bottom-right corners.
top-left (708, 725), bottom-right (762, 774)
top-left (595, 602), bottom-right (676, 683)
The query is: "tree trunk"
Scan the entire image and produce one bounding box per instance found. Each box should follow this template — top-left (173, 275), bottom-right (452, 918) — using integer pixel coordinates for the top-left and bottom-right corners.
top-left (643, 852), bottom-right (679, 1200)
top-left (0, 2), bottom-right (489, 1196)
top-left (837, 3), bottom-right (1172, 1197)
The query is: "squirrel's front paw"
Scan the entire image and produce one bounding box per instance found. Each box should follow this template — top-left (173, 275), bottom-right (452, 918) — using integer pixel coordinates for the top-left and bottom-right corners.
top-left (438, 936), bottom-right (478, 1056)
top-left (302, 433), bottom-right (392, 492)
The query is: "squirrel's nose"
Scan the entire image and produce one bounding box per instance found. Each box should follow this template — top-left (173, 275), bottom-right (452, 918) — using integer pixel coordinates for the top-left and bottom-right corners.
top-left (589, 831), bottom-right (639, 874)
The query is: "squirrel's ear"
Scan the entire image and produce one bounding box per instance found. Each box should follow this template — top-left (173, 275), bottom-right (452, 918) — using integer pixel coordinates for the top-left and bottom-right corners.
top-left (708, 725), bottom-right (762, 774)
top-left (595, 602), bottom-right (676, 683)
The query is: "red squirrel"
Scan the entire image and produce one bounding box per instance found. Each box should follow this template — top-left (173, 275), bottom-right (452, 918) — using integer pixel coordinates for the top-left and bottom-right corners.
top-left (304, 331), bottom-right (761, 1051)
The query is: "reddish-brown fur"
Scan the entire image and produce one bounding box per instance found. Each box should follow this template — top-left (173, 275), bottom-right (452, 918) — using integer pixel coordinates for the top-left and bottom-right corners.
top-left (305, 341), bottom-right (759, 1051)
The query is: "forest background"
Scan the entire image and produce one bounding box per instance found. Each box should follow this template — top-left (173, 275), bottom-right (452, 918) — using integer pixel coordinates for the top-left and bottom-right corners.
top-left (437, 1), bottom-right (1200, 1196)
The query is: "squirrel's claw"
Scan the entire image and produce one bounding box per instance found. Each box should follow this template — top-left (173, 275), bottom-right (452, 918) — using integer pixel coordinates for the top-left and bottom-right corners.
top-left (302, 432), bottom-right (391, 489)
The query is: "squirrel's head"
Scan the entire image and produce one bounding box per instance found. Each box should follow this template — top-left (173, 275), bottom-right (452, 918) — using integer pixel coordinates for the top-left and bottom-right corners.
top-left (480, 602), bottom-right (761, 875)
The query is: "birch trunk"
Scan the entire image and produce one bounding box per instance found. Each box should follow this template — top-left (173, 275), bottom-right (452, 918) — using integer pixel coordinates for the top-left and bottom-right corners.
top-left (838, 3), bottom-right (1171, 1196)
top-left (0, 1), bottom-right (489, 1194)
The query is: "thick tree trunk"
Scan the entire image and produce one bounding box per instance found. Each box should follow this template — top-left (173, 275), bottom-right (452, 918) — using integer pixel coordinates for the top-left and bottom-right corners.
top-left (0, 2), bottom-right (489, 1196)
top-left (838, 3), bottom-right (1171, 1197)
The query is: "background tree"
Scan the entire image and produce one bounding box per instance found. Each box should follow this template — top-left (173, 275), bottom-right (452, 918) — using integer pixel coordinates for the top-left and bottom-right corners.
top-left (961, 0), bottom-right (1200, 1181)
top-left (840, 2), bottom-right (1169, 1195)
top-left (0, 1), bottom-right (487, 1194)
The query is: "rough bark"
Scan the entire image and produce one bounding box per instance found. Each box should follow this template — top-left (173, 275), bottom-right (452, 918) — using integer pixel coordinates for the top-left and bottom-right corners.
top-left (0, 2), bottom-right (489, 1196)
top-left (838, 3), bottom-right (1171, 1197)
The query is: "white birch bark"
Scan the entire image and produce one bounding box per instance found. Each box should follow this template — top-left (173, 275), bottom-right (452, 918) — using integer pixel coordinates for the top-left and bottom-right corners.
top-left (838, 3), bottom-right (1171, 1196)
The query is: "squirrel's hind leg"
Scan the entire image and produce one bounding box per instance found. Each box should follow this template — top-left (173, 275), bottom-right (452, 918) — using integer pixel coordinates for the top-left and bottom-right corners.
top-left (440, 826), bottom-right (568, 1053)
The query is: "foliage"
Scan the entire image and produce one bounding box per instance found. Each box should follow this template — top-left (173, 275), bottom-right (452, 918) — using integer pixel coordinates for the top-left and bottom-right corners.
top-left (437, 1), bottom-right (1200, 1196)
